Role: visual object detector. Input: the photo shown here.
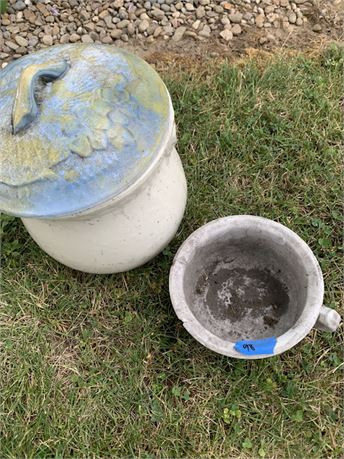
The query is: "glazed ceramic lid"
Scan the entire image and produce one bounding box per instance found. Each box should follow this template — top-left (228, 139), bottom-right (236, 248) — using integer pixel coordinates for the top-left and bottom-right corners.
top-left (0, 44), bottom-right (172, 218)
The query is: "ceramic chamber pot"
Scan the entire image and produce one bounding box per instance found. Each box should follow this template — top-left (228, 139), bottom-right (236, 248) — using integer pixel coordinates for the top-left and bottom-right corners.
top-left (169, 216), bottom-right (341, 359)
top-left (0, 44), bottom-right (187, 273)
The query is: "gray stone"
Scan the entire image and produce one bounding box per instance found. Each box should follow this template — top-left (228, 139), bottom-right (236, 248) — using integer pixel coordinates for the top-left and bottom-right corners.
top-left (81, 35), bottom-right (94, 43)
top-left (104, 15), bottom-right (114, 28)
top-left (80, 10), bottom-right (90, 21)
top-left (265, 5), bottom-right (275, 14)
top-left (13, 1), bottom-right (26, 11)
top-left (220, 29), bottom-right (233, 41)
top-left (101, 35), bottom-right (113, 44)
top-left (118, 9), bottom-right (129, 19)
top-left (147, 23), bottom-right (158, 35)
top-left (66, 23), bottom-right (76, 33)
top-left (255, 14), bottom-right (265, 28)
top-left (28, 36), bottom-right (39, 47)
top-left (15, 35), bottom-right (28, 47)
top-left (199, 24), bottom-right (211, 38)
top-left (69, 33), bottom-right (80, 43)
top-left (84, 22), bottom-right (96, 31)
top-left (139, 19), bottom-right (149, 32)
top-left (89, 31), bottom-right (99, 41)
top-left (170, 18), bottom-right (179, 28)
top-left (172, 25), bottom-right (186, 41)
top-left (153, 26), bottom-right (162, 37)
top-left (163, 24), bottom-right (174, 35)
top-left (151, 8), bottom-right (165, 20)
top-left (185, 30), bottom-right (197, 38)
top-left (42, 35), bottom-right (53, 45)
top-left (59, 34), bottom-right (70, 44)
top-left (192, 19), bottom-right (201, 30)
top-left (231, 24), bottom-right (242, 35)
top-left (229, 12), bottom-right (243, 23)
top-left (15, 46), bottom-right (27, 54)
top-left (288, 12), bottom-right (297, 24)
top-left (196, 6), bottom-right (205, 19)
top-left (111, 29), bottom-right (123, 38)
top-left (113, 0), bottom-right (124, 7)
top-left (99, 10), bottom-right (110, 19)
top-left (312, 23), bottom-right (322, 32)
top-left (117, 19), bottom-right (129, 28)
top-left (127, 23), bottom-right (135, 35)
top-left (6, 41), bottom-right (19, 50)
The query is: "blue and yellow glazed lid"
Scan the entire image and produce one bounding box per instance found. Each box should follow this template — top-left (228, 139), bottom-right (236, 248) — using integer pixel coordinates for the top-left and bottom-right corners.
top-left (0, 44), bottom-right (172, 218)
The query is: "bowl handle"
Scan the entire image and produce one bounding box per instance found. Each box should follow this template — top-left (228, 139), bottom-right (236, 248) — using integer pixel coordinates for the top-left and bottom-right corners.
top-left (12, 60), bottom-right (70, 135)
top-left (315, 305), bottom-right (341, 332)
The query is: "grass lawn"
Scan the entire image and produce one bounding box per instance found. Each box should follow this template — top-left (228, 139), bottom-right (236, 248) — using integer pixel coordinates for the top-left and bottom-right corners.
top-left (1, 45), bottom-right (343, 458)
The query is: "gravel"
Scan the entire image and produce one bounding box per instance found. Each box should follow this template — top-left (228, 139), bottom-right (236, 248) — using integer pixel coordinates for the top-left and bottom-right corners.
top-left (0, 0), bottom-right (342, 65)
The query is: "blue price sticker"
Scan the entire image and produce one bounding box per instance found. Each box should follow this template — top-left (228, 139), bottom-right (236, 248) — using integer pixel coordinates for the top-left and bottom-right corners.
top-left (234, 337), bottom-right (277, 356)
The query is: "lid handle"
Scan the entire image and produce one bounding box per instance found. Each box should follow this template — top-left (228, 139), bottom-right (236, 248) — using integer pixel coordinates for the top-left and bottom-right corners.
top-left (12, 60), bottom-right (70, 135)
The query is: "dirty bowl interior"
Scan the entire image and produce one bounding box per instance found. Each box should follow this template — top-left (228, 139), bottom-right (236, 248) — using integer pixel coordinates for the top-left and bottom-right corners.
top-left (180, 218), bottom-right (316, 342)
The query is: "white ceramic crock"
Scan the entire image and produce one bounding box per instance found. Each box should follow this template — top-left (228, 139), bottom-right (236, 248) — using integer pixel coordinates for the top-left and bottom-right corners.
top-left (169, 216), bottom-right (341, 359)
top-left (0, 44), bottom-right (187, 273)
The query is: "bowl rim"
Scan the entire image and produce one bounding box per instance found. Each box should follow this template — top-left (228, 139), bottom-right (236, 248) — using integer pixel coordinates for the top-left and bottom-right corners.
top-left (169, 215), bottom-right (324, 359)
